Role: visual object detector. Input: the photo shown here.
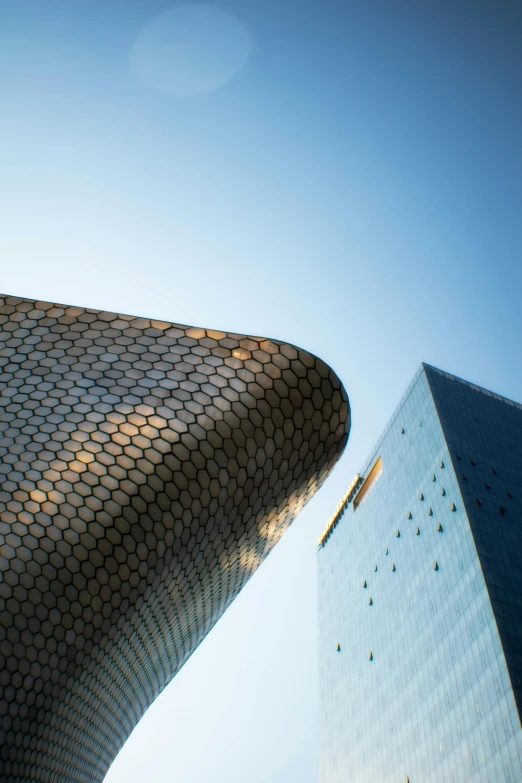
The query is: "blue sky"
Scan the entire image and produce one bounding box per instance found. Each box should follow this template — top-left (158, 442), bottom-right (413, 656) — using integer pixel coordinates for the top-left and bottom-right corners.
top-left (2, 1), bottom-right (522, 780)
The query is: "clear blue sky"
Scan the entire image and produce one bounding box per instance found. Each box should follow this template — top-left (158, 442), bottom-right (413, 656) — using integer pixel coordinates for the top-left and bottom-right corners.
top-left (2, 1), bottom-right (522, 780)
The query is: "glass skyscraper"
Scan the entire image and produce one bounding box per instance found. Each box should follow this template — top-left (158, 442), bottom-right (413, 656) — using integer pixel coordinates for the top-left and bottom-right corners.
top-left (318, 363), bottom-right (522, 782)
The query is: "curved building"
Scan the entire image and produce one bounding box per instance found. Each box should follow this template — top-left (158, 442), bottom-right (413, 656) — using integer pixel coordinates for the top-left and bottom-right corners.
top-left (0, 294), bottom-right (349, 782)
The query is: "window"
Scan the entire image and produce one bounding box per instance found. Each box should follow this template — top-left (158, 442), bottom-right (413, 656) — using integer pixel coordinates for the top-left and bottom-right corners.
top-left (353, 457), bottom-right (383, 510)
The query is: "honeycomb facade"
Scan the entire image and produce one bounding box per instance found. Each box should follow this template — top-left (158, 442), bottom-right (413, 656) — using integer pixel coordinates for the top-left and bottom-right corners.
top-left (0, 294), bottom-right (349, 782)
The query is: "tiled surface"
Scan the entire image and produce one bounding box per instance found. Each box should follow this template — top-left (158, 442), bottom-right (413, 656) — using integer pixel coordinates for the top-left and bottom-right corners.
top-left (0, 294), bottom-right (350, 782)
top-left (318, 365), bottom-right (522, 783)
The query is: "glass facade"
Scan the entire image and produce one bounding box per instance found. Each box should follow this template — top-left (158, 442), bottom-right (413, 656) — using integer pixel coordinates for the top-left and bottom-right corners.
top-left (318, 364), bottom-right (522, 782)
